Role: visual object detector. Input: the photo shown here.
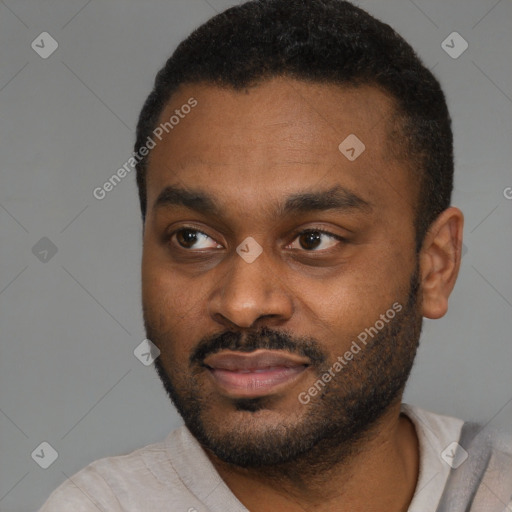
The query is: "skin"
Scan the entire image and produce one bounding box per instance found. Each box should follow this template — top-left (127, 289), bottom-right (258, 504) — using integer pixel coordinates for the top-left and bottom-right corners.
top-left (141, 77), bottom-right (464, 511)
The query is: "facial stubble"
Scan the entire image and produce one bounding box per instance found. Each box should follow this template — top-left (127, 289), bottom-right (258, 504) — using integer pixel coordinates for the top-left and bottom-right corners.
top-left (147, 265), bottom-right (423, 475)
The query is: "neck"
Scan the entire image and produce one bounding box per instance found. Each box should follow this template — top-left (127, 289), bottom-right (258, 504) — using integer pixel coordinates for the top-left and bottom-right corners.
top-left (204, 402), bottom-right (419, 512)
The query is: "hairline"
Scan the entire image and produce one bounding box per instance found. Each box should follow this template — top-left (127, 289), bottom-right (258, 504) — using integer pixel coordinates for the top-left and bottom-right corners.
top-left (140, 76), bottom-right (424, 238)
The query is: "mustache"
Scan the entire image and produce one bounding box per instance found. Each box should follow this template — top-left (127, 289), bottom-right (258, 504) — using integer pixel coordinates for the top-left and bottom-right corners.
top-left (190, 326), bottom-right (326, 367)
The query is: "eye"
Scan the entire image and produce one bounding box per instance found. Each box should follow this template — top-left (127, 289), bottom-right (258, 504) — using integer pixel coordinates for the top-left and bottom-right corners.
top-left (287, 229), bottom-right (344, 251)
top-left (171, 228), bottom-right (222, 250)
top-left (169, 227), bottom-right (344, 252)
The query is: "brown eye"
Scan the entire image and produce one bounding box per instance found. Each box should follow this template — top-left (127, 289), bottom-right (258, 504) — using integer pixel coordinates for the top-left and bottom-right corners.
top-left (288, 229), bottom-right (343, 251)
top-left (171, 228), bottom-right (221, 250)
top-left (299, 231), bottom-right (322, 250)
top-left (176, 228), bottom-right (200, 249)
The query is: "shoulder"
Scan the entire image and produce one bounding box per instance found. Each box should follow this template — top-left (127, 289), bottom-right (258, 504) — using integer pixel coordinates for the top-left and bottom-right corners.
top-left (441, 420), bottom-right (512, 510)
top-left (402, 402), bottom-right (512, 462)
top-left (400, 402), bottom-right (465, 457)
top-left (38, 428), bottom-right (190, 512)
top-left (402, 403), bottom-right (512, 511)
top-left (38, 460), bottom-right (125, 512)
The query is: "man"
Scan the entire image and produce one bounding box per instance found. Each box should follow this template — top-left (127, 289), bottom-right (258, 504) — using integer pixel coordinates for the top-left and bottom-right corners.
top-left (40, 0), bottom-right (512, 510)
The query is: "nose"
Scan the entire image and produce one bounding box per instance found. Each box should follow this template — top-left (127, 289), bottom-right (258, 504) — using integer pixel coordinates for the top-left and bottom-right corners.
top-left (208, 244), bottom-right (294, 329)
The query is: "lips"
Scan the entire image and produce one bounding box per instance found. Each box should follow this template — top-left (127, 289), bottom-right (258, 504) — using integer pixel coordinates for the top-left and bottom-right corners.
top-left (203, 349), bottom-right (310, 398)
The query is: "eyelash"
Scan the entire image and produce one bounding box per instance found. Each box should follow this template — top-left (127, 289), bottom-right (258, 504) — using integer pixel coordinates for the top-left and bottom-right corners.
top-left (167, 226), bottom-right (345, 252)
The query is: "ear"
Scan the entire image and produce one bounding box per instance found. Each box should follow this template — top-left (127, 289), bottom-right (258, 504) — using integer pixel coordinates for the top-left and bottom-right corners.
top-left (419, 207), bottom-right (464, 319)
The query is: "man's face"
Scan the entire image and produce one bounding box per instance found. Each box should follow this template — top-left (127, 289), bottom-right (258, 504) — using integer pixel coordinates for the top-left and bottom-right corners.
top-left (141, 78), bottom-right (423, 468)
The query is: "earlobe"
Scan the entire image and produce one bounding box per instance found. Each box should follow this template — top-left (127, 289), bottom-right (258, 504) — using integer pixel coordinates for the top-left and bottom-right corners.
top-left (419, 207), bottom-right (464, 319)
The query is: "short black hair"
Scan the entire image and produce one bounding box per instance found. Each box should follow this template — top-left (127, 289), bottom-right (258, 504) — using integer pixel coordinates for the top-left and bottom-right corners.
top-left (134, 0), bottom-right (453, 250)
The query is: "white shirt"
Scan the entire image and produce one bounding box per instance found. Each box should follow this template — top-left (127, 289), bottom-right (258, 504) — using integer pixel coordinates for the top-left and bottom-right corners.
top-left (39, 404), bottom-right (512, 511)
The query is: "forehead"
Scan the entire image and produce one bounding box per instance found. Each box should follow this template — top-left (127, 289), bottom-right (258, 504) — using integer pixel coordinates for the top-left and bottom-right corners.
top-left (145, 77), bottom-right (415, 221)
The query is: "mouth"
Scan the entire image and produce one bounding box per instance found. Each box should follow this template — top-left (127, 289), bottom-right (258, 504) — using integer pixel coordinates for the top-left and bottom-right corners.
top-left (202, 349), bottom-right (310, 398)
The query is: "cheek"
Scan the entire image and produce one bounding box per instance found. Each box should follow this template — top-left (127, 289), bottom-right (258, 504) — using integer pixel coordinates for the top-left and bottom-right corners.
top-left (297, 252), bottom-right (409, 351)
top-left (353, 237), bottom-right (413, 299)
top-left (141, 254), bottom-right (206, 360)
top-left (142, 249), bottom-right (190, 315)
top-left (305, 285), bottom-right (374, 355)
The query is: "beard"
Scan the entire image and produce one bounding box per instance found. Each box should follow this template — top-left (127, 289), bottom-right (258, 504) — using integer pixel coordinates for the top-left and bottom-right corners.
top-left (147, 264), bottom-right (423, 474)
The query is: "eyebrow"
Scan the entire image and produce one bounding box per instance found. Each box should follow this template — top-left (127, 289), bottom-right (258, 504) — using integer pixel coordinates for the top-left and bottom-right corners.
top-left (152, 184), bottom-right (372, 218)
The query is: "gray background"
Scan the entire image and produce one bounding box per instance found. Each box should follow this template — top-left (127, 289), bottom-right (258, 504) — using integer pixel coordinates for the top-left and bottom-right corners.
top-left (1, 0), bottom-right (511, 510)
